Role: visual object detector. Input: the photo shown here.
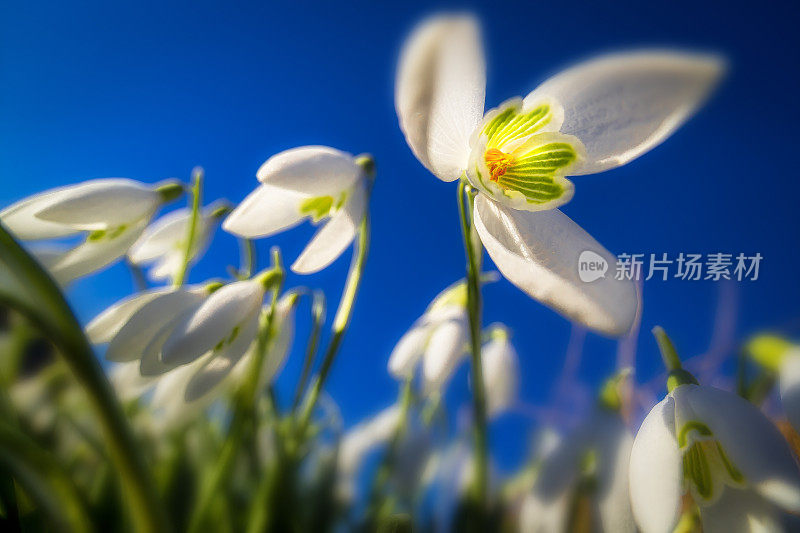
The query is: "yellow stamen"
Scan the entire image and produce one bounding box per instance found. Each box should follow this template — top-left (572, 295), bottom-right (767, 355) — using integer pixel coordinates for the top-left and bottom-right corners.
top-left (484, 148), bottom-right (514, 182)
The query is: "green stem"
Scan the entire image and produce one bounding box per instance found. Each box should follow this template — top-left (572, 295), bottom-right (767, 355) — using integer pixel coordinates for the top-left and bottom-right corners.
top-left (292, 290), bottom-right (326, 412)
top-left (239, 238), bottom-right (257, 279)
top-left (652, 326), bottom-right (698, 392)
top-left (296, 214), bottom-right (370, 438)
top-left (457, 178), bottom-right (489, 510)
top-left (0, 223), bottom-right (169, 532)
top-left (173, 167), bottom-right (203, 287)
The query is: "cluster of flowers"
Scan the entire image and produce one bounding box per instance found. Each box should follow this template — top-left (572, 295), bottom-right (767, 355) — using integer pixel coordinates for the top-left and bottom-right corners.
top-left (1, 11), bottom-right (798, 533)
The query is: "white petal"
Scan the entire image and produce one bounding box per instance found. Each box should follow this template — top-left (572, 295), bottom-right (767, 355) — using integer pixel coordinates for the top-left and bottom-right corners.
top-left (338, 405), bottom-right (401, 476)
top-left (222, 183), bottom-right (309, 239)
top-left (86, 287), bottom-right (172, 344)
top-left (0, 186), bottom-right (82, 240)
top-left (780, 351), bottom-right (800, 434)
top-left (161, 279), bottom-right (264, 365)
top-left (592, 413), bottom-right (636, 533)
top-left (183, 310), bottom-right (260, 402)
top-left (395, 14), bottom-right (486, 182)
top-left (128, 207), bottom-right (202, 263)
top-left (531, 434), bottom-right (581, 532)
top-left (482, 335), bottom-right (519, 417)
top-left (699, 488), bottom-right (784, 533)
top-left (680, 384), bottom-right (800, 512)
top-left (290, 181), bottom-right (366, 274)
top-left (47, 219), bottom-right (148, 285)
top-left (248, 294), bottom-right (300, 389)
top-left (109, 361), bottom-right (154, 402)
top-left (256, 146), bottom-right (362, 196)
top-left (629, 395), bottom-right (682, 533)
top-left (518, 491), bottom-right (571, 533)
top-left (422, 317), bottom-right (468, 393)
top-left (33, 178), bottom-right (161, 230)
top-left (473, 195), bottom-right (637, 337)
top-left (388, 325), bottom-right (430, 379)
top-left (105, 287), bottom-right (206, 362)
top-left (147, 253), bottom-right (183, 282)
top-left (524, 51), bottom-right (724, 174)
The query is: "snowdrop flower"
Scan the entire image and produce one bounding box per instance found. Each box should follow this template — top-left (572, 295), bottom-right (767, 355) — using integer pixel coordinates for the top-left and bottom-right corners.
top-left (520, 376), bottom-right (635, 533)
top-left (746, 335), bottom-right (800, 434)
top-left (127, 200), bottom-right (231, 283)
top-left (396, 15), bottom-right (723, 336)
top-left (630, 384), bottom-right (800, 532)
top-left (481, 324), bottom-right (519, 417)
top-left (337, 405), bottom-right (402, 500)
top-left (223, 146), bottom-right (374, 275)
top-left (149, 291), bottom-right (300, 426)
top-left (388, 280), bottom-right (469, 393)
top-left (0, 178), bottom-right (182, 285)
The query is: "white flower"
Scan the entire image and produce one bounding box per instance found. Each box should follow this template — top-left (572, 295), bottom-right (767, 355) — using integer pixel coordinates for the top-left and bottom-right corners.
top-left (127, 201), bottom-right (229, 283)
top-left (222, 146), bottom-right (372, 275)
top-left (746, 335), bottom-right (800, 435)
top-left (521, 410), bottom-right (634, 533)
top-left (387, 280), bottom-right (469, 394)
top-left (395, 14), bottom-right (723, 336)
top-left (481, 324), bottom-right (519, 417)
top-left (337, 405), bottom-right (402, 500)
top-left (629, 384), bottom-right (800, 533)
top-left (0, 178), bottom-right (182, 284)
top-left (149, 292), bottom-right (299, 426)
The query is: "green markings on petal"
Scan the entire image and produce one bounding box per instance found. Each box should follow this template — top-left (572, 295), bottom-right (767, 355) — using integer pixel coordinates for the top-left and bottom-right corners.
top-left (482, 103), bottom-right (553, 151)
top-left (87, 224), bottom-right (128, 242)
top-left (300, 196), bottom-right (335, 223)
top-left (679, 421), bottom-right (746, 504)
top-left (299, 192), bottom-right (349, 223)
top-left (428, 281), bottom-right (468, 311)
top-left (473, 100), bottom-right (583, 209)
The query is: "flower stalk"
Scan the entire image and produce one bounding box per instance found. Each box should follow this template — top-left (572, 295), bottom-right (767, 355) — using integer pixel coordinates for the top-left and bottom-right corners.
top-left (457, 178), bottom-right (489, 511)
top-left (173, 167), bottom-right (203, 287)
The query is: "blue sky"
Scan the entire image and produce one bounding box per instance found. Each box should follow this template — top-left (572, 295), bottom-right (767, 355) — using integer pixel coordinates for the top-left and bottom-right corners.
top-left (2, 0), bottom-right (799, 471)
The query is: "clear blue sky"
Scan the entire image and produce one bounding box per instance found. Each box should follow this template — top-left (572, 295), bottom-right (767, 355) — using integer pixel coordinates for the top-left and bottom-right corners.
top-left (2, 0), bottom-right (799, 471)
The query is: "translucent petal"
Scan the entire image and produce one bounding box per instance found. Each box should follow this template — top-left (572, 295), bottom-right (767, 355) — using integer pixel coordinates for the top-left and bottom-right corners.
top-left (291, 181), bottom-right (366, 274)
top-left (105, 287), bottom-right (206, 363)
top-left (388, 324), bottom-right (431, 379)
top-left (779, 351), bottom-right (800, 434)
top-left (395, 14), bottom-right (485, 182)
top-left (0, 186), bottom-right (83, 240)
top-left (629, 395), bottom-right (682, 533)
top-left (222, 183), bottom-right (309, 239)
top-left (33, 178), bottom-right (161, 230)
top-left (256, 146), bottom-right (362, 196)
top-left (86, 287), bottom-right (172, 344)
top-left (679, 384), bottom-right (800, 512)
top-left (481, 334), bottom-right (519, 417)
top-left (524, 51), bottom-right (725, 175)
top-left (160, 279), bottom-right (264, 366)
top-left (473, 195), bottom-right (637, 336)
top-left (699, 487), bottom-right (783, 533)
top-left (422, 317), bottom-right (468, 393)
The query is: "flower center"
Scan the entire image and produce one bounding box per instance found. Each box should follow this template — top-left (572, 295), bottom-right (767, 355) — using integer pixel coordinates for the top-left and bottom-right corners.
top-left (484, 148), bottom-right (514, 182)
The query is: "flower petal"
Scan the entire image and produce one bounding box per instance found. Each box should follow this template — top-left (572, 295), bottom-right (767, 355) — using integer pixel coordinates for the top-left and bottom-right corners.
top-left (0, 187), bottom-right (82, 240)
top-left (86, 287), bottom-right (172, 344)
top-left (291, 181), bottom-right (366, 274)
top-left (699, 487), bottom-right (783, 533)
top-left (47, 219), bottom-right (148, 285)
top-left (482, 332), bottom-right (519, 417)
top-left (33, 178), bottom-right (161, 230)
top-left (388, 324), bottom-right (430, 379)
top-left (780, 351), bottom-right (800, 434)
top-left (395, 14), bottom-right (486, 182)
top-left (258, 295), bottom-right (299, 387)
top-left (183, 310), bottom-right (260, 402)
top-left (592, 413), bottom-right (636, 533)
top-left (160, 279), bottom-right (264, 366)
top-left (105, 287), bottom-right (206, 362)
top-left (128, 206), bottom-right (213, 264)
top-left (629, 395), bottom-right (682, 533)
top-left (473, 194), bottom-right (637, 337)
top-left (256, 146), bottom-right (362, 196)
top-left (422, 317), bottom-right (468, 393)
top-left (680, 384), bottom-right (800, 512)
top-left (222, 183), bottom-right (309, 239)
top-left (524, 51), bottom-right (724, 175)
top-left (109, 361), bottom-right (154, 402)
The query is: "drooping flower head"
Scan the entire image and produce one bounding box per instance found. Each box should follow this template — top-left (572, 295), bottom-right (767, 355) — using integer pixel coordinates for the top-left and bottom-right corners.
top-left (0, 178), bottom-right (183, 284)
top-left (223, 146), bottom-right (374, 274)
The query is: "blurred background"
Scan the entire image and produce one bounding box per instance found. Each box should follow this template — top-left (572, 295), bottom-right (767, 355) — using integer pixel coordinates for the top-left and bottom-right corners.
top-left (1, 0), bottom-right (799, 476)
